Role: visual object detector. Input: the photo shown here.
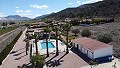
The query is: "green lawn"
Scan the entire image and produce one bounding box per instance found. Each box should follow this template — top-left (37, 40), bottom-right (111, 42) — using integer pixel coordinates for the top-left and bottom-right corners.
top-left (0, 27), bottom-right (17, 36)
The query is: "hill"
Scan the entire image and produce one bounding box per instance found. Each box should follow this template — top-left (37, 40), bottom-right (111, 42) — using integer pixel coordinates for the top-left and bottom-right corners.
top-left (35, 14), bottom-right (49, 19)
top-left (0, 17), bottom-right (10, 22)
top-left (5, 15), bottom-right (31, 21)
top-left (45, 0), bottom-right (120, 20)
top-left (35, 13), bottom-right (55, 19)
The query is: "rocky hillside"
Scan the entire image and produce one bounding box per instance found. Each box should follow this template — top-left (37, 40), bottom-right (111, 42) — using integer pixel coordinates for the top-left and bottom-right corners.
top-left (46, 0), bottom-right (120, 20)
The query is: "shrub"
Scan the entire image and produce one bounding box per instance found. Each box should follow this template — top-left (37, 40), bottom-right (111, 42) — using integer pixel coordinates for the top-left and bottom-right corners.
top-left (97, 34), bottom-right (112, 43)
top-left (68, 35), bottom-right (75, 42)
top-left (81, 29), bottom-right (91, 37)
top-left (71, 28), bottom-right (80, 36)
top-left (31, 55), bottom-right (45, 68)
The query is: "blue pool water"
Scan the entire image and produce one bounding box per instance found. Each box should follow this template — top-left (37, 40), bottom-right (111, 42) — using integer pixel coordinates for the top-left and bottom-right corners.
top-left (41, 42), bottom-right (55, 49)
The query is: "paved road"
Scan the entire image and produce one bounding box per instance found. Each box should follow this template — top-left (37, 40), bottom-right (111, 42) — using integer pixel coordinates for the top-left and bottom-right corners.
top-left (0, 28), bottom-right (20, 53)
top-left (0, 27), bottom-right (25, 53)
top-left (0, 29), bottom-right (30, 68)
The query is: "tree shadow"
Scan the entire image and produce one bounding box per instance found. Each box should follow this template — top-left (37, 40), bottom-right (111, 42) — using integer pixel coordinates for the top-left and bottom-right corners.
top-left (13, 51), bottom-right (26, 56)
top-left (70, 47), bottom-right (91, 64)
top-left (10, 47), bottom-right (25, 54)
top-left (48, 60), bottom-right (64, 67)
top-left (15, 54), bottom-right (27, 60)
top-left (57, 53), bottom-right (67, 61)
top-left (17, 62), bottom-right (33, 68)
top-left (10, 51), bottom-right (17, 54)
top-left (46, 53), bottom-right (67, 67)
top-left (46, 54), bottom-right (58, 64)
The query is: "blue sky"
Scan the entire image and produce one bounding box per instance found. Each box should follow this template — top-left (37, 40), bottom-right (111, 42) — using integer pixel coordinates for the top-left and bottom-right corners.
top-left (0, 0), bottom-right (102, 18)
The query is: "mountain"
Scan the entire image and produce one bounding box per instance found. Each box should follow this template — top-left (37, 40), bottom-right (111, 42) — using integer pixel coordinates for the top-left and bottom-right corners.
top-left (0, 17), bottom-right (11, 22)
top-left (35, 14), bottom-right (49, 19)
top-left (35, 13), bottom-right (55, 19)
top-left (5, 15), bottom-right (31, 21)
top-left (45, 0), bottom-right (120, 20)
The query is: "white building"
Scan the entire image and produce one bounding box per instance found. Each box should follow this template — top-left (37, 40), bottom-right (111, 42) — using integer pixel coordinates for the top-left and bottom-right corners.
top-left (72, 37), bottom-right (112, 62)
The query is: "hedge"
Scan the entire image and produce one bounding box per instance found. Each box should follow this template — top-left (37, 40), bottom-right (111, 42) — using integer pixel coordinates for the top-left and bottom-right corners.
top-left (0, 31), bottom-right (22, 65)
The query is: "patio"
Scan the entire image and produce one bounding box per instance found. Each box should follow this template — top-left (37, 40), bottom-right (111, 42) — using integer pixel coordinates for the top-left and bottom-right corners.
top-left (45, 49), bottom-right (89, 68)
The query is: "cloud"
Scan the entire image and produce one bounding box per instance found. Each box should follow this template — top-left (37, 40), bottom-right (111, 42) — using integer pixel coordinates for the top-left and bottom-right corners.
top-left (77, 1), bottom-right (81, 4)
top-left (29, 4), bottom-right (48, 9)
top-left (16, 10), bottom-right (31, 13)
top-left (47, 10), bottom-right (58, 14)
top-left (15, 7), bottom-right (19, 8)
top-left (24, 10), bottom-right (31, 13)
top-left (0, 13), bottom-right (6, 17)
top-left (35, 14), bottom-right (42, 17)
top-left (16, 10), bottom-right (23, 13)
top-left (82, 0), bottom-right (102, 4)
top-left (68, 3), bottom-right (73, 5)
top-left (17, 13), bottom-right (33, 18)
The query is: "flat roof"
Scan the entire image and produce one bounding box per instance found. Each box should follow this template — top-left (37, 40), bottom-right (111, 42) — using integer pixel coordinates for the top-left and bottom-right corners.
top-left (72, 37), bottom-right (111, 51)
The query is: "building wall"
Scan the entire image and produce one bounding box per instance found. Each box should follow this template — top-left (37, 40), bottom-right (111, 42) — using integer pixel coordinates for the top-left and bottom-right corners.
top-left (94, 46), bottom-right (112, 59)
top-left (72, 42), bottom-right (94, 59)
top-left (72, 42), bottom-right (112, 60)
top-left (88, 51), bottom-right (93, 59)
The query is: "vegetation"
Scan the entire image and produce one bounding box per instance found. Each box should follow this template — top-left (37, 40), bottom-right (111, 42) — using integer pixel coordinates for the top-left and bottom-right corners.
top-left (43, 26), bottom-right (51, 57)
top-left (71, 28), bottom-right (80, 36)
top-left (80, 18), bottom-right (114, 25)
top-left (53, 25), bottom-right (59, 55)
top-left (68, 35), bottom-right (75, 42)
top-left (81, 29), bottom-right (91, 37)
top-left (25, 33), bottom-right (30, 55)
top-left (24, 39), bottom-right (29, 55)
top-left (62, 23), bottom-right (71, 53)
top-left (45, 0), bottom-right (120, 20)
top-left (97, 34), bottom-right (112, 43)
top-left (34, 34), bottom-right (39, 55)
top-left (0, 31), bottom-right (22, 65)
top-left (1, 23), bottom-right (7, 26)
top-left (9, 22), bottom-right (15, 25)
top-left (0, 27), bottom-right (17, 36)
top-left (31, 55), bottom-right (45, 68)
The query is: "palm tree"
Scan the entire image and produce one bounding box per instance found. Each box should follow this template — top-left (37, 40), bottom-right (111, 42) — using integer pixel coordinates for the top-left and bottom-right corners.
top-left (26, 33), bottom-right (30, 39)
top-left (34, 34), bottom-right (39, 55)
top-left (25, 33), bottom-right (30, 55)
top-left (24, 39), bottom-right (29, 55)
top-left (43, 27), bottom-right (51, 57)
top-left (63, 23), bottom-right (71, 54)
top-left (52, 24), bottom-right (59, 56)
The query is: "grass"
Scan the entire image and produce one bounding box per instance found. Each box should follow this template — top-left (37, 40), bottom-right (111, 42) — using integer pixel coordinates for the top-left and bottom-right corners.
top-left (0, 27), bottom-right (17, 36)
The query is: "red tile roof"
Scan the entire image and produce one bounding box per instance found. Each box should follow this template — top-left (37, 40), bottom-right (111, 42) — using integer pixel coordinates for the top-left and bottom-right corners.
top-left (72, 37), bottom-right (111, 51)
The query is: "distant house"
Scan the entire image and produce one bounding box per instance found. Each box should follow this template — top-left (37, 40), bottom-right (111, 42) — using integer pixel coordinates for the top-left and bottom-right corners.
top-left (0, 26), bottom-right (1, 29)
top-left (72, 37), bottom-right (112, 62)
top-left (0, 26), bottom-right (7, 29)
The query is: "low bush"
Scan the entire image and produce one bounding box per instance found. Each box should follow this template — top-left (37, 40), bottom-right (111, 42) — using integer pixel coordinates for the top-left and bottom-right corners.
top-left (30, 55), bottom-right (45, 68)
top-left (81, 29), bottom-right (91, 37)
top-left (97, 34), bottom-right (112, 43)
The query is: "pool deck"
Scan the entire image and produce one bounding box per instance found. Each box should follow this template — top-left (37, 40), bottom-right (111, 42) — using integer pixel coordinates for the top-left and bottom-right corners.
top-left (45, 51), bottom-right (89, 68)
top-left (32, 39), bottom-right (66, 55)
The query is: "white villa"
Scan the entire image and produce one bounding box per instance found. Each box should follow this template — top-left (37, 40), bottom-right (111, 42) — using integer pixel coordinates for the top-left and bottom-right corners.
top-left (72, 37), bottom-right (113, 62)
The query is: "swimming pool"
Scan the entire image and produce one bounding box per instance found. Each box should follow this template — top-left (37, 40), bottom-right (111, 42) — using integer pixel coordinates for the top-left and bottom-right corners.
top-left (41, 42), bottom-right (55, 49)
